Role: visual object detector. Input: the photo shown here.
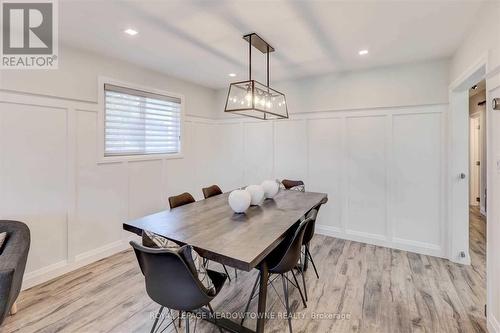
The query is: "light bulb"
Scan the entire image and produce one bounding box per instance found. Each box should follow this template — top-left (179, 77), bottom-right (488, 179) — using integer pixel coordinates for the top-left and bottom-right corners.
top-left (260, 99), bottom-right (265, 107)
top-left (245, 93), bottom-right (252, 102)
top-left (240, 100), bottom-right (244, 105)
top-left (266, 101), bottom-right (271, 108)
top-left (255, 96), bottom-right (259, 104)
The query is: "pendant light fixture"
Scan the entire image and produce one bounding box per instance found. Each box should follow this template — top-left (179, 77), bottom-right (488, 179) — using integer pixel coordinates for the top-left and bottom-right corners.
top-left (224, 33), bottom-right (288, 120)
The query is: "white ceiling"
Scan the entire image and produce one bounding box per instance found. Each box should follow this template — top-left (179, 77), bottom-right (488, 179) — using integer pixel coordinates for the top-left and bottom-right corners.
top-left (60, 0), bottom-right (484, 89)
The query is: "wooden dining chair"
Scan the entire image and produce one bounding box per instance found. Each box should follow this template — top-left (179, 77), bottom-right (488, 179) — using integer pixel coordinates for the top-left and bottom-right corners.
top-left (201, 185), bottom-right (238, 281)
top-left (130, 242), bottom-right (226, 333)
top-left (241, 218), bottom-right (311, 333)
top-left (281, 179), bottom-right (305, 191)
top-left (202, 185), bottom-right (222, 199)
top-left (168, 192), bottom-right (195, 209)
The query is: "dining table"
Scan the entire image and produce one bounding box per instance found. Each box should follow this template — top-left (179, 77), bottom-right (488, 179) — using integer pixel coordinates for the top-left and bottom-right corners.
top-left (123, 189), bottom-right (328, 333)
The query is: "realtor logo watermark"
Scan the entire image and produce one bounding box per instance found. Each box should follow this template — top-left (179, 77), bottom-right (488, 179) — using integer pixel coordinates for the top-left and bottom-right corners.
top-left (1, 0), bottom-right (58, 69)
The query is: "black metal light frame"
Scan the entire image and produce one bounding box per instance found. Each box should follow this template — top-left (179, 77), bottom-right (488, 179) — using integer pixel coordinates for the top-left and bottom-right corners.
top-left (224, 33), bottom-right (288, 120)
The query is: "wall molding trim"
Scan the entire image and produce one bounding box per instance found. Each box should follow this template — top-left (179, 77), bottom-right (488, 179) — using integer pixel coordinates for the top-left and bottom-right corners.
top-left (316, 225), bottom-right (445, 258)
top-left (22, 238), bottom-right (132, 290)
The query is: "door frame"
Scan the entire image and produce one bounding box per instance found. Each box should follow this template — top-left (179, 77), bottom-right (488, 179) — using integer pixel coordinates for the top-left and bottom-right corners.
top-left (448, 52), bottom-right (500, 332)
top-left (447, 53), bottom-right (487, 266)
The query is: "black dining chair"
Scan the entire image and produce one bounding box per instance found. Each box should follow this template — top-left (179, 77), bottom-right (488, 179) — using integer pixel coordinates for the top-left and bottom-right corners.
top-left (201, 185), bottom-right (237, 281)
top-left (130, 241), bottom-right (226, 333)
top-left (241, 217), bottom-right (312, 333)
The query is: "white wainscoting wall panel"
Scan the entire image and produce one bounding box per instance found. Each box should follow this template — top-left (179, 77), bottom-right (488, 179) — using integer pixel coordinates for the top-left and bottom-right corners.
top-left (217, 104), bottom-right (446, 258)
top-left (0, 89), bottom-right (448, 289)
top-left (345, 115), bottom-right (387, 239)
top-left (274, 120), bottom-right (308, 181)
top-left (307, 117), bottom-right (342, 230)
top-left (0, 90), bottom-right (220, 289)
top-left (243, 122), bottom-right (274, 185)
top-left (0, 103), bottom-right (68, 273)
top-left (392, 113), bottom-right (442, 250)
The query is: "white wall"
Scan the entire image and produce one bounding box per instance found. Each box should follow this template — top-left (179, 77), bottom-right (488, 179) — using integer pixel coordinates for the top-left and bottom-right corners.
top-left (487, 73), bottom-right (500, 333)
top-left (213, 105), bottom-right (446, 258)
top-left (450, 1), bottom-right (500, 83)
top-left (0, 45), bottom-right (217, 119)
top-left (0, 44), bottom-right (219, 288)
top-left (216, 59), bottom-right (450, 117)
top-left (215, 59), bottom-right (450, 258)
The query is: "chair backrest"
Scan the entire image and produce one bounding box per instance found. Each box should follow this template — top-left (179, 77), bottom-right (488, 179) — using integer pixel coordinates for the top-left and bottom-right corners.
top-left (281, 179), bottom-right (304, 189)
top-left (303, 208), bottom-right (319, 244)
top-left (168, 192), bottom-right (195, 209)
top-left (267, 217), bottom-right (311, 273)
top-left (202, 185), bottom-right (222, 199)
top-left (302, 197), bottom-right (327, 244)
top-left (130, 241), bottom-right (211, 311)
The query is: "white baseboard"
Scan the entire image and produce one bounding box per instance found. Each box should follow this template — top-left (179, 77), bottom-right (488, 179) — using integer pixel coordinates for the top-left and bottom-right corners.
top-left (489, 313), bottom-right (500, 333)
top-left (316, 224), bottom-right (445, 259)
top-left (22, 238), bottom-right (132, 290)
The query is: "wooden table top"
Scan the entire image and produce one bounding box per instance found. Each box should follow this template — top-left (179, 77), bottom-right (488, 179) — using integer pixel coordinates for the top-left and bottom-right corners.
top-left (123, 190), bottom-right (327, 271)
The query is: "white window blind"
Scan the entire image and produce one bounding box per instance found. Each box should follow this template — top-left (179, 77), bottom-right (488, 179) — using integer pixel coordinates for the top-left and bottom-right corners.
top-left (104, 84), bottom-right (181, 156)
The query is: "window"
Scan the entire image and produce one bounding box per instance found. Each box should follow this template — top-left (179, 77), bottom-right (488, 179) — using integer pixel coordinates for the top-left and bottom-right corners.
top-left (104, 83), bottom-right (182, 157)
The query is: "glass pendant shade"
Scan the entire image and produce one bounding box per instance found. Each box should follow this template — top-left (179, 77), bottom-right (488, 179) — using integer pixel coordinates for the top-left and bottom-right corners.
top-left (225, 80), bottom-right (288, 119)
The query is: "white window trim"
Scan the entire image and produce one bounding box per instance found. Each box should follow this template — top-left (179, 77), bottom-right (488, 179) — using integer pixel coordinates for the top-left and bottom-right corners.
top-left (97, 76), bottom-right (185, 163)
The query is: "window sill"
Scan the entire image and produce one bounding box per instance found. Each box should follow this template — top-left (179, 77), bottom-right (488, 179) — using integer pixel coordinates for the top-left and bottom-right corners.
top-left (97, 153), bottom-right (184, 164)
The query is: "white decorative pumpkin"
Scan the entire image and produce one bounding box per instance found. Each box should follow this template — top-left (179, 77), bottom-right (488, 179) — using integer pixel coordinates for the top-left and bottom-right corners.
top-left (246, 185), bottom-right (265, 206)
top-left (228, 189), bottom-right (251, 213)
top-left (261, 180), bottom-right (280, 199)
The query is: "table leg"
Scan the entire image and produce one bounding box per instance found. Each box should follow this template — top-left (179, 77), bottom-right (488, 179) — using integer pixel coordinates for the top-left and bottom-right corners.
top-left (256, 262), bottom-right (269, 333)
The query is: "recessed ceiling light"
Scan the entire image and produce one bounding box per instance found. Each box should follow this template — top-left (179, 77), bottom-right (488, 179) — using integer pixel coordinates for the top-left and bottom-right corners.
top-left (228, 73), bottom-right (237, 77)
top-left (358, 49), bottom-right (369, 56)
top-left (124, 28), bottom-right (138, 36)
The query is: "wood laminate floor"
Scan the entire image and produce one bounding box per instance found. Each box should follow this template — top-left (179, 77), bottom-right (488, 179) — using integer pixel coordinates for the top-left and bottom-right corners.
top-left (2, 208), bottom-right (486, 333)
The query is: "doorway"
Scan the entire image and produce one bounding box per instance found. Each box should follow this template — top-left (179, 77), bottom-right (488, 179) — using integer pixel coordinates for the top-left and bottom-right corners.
top-left (467, 79), bottom-right (487, 322)
top-left (469, 80), bottom-right (487, 215)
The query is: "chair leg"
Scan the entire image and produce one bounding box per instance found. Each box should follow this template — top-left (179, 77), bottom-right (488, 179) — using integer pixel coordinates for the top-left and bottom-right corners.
top-left (178, 311), bottom-right (182, 328)
top-left (222, 264), bottom-right (232, 282)
top-left (234, 268), bottom-right (238, 279)
top-left (306, 245), bottom-right (319, 279)
top-left (290, 269), bottom-right (307, 308)
top-left (207, 303), bottom-right (224, 333)
top-left (241, 274), bottom-right (260, 326)
top-left (151, 306), bottom-right (164, 333)
top-left (168, 309), bottom-right (180, 333)
top-left (185, 315), bottom-right (190, 333)
top-left (281, 274), bottom-right (293, 333)
top-left (299, 264), bottom-right (308, 302)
